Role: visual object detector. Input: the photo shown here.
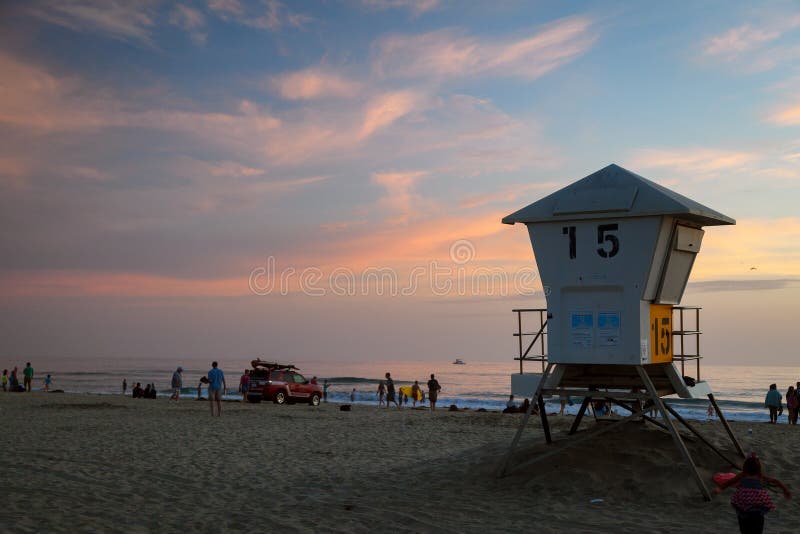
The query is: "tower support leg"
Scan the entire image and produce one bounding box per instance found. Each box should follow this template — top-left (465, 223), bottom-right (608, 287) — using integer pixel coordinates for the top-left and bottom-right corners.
top-left (636, 366), bottom-right (712, 501)
top-left (497, 362), bottom-right (554, 477)
top-left (569, 397), bottom-right (592, 435)
top-left (538, 394), bottom-right (552, 444)
top-left (708, 393), bottom-right (745, 459)
top-left (662, 402), bottom-right (740, 469)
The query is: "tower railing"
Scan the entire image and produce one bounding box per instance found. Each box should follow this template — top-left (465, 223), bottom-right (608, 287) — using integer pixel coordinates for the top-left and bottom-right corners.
top-left (512, 308), bottom-right (548, 373)
top-left (672, 305), bottom-right (702, 381)
top-left (512, 306), bottom-right (702, 378)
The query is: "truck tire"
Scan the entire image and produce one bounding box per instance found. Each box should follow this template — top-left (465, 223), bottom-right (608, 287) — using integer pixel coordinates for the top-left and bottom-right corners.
top-left (310, 393), bottom-right (321, 406)
top-left (274, 390), bottom-right (288, 405)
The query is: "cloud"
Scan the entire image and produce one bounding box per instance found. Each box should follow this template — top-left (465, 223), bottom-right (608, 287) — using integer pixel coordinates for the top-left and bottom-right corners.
top-left (626, 147), bottom-right (760, 175)
top-left (767, 104), bottom-right (800, 126)
top-left (25, 0), bottom-right (157, 47)
top-left (207, 0), bottom-right (311, 30)
top-left (459, 182), bottom-right (562, 209)
top-left (359, 90), bottom-right (428, 139)
top-left (269, 68), bottom-right (361, 100)
top-left (371, 170), bottom-right (428, 223)
top-left (169, 4), bottom-right (208, 45)
top-left (692, 217), bottom-right (800, 279)
top-left (704, 25), bottom-right (780, 57)
top-left (361, 0), bottom-right (440, 16)
top-left (700, 15), bottom-right (800, 72)
top-left (373, 16), bottom-right (596, 82)
top-left (0, 270), bottom-right (251, 298)
top-left (688, 279), bottom-right (800, 293)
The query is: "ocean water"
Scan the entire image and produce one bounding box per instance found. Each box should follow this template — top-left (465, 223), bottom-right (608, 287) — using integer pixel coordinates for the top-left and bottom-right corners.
top-left (5, 356), bottom-right (799, 423)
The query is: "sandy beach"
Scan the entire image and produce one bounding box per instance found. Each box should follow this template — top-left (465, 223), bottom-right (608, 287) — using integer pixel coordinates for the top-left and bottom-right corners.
top-left (2, 392), bottom-right (798, 533)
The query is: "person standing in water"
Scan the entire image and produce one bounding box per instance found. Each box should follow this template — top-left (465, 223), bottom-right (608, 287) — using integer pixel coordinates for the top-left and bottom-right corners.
top-left (122, 378), bottom-right (127, 396)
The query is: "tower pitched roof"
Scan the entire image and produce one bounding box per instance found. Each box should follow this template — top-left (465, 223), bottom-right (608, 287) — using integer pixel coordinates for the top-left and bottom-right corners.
top-left (502, 164), bottom-right (735, 226)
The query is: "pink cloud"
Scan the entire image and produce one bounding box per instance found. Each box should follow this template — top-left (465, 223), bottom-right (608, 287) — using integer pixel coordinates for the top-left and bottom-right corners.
top-left (359, 90), bottom-right (428, 139)
top-left (373, 16), bottom-right (596, 81)
top-left (269, 68), bottom-right (361, 100)
top-left (0, 270), bottom-right (251, 298)
top-left (361, 0), bottom-right (440, 16)
top-left (699, 15), bottom-right (800, 72)
top-left (767, 103), bottom-right (800, 125)
top-left (626, 148), bottom-right (760, 175)
top-left (693, 218), bottom-right (800, 279)
top-left (208, 0), bottom-right (311, 30)
top-left (371, 170), bottom-right (428, 223)
top-left (459, 182), bottom-right (562, 209)
top-left (704, 25), bottom-right (780, 57)
top-left (170, 4), bottom-right (207, 45)
top-left (26, 0), bottom-right (157, 47)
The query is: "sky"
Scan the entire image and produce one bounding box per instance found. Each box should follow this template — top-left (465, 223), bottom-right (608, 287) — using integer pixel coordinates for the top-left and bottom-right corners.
top-left (1, 0), bottom-right (799, 366)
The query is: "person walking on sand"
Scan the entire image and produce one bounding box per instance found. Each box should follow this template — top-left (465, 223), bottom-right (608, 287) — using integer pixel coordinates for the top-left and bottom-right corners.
top-left (43, 374), bottom-right (53, 392)
top-left (170, 367), bottom-right (183, 402)
top-left (239, 369), bottom-right (250, 402)
top-left (384, 372), bottom-right (398, 408)
top-left (122, 378), bottom-right (127, 396)
top-left (786, 385), bottom-right (798, 425)
top-left (377, 380), bottom-right (386, 406)
top-left (714, 453), bottom-right (791, 534)
top-left (207, 361), bottom-right (226, 417)
top-left (23, 362), bottom-right (34, 392)
top-left (427, 374), bottom-right (441, 411)
top-left (765, 384), bottom-right (782, 424)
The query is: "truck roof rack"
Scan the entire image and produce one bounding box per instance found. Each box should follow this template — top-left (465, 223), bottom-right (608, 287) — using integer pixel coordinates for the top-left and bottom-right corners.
top-left (250, 359), bottom-right (299, 371)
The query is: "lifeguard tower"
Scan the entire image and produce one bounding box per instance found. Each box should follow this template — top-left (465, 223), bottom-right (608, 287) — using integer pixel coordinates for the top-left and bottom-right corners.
top-left (496, 164), bottom-right (744, 500)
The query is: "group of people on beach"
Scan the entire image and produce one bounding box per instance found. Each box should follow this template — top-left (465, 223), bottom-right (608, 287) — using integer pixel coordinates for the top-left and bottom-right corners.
top-left (131, 382), bottom-right (157, 399)
top-left (764, 382), bottom-right (800, 424)
top-left (2, 362), bottom-right (51, 393)
top-left (375, 372), bottom-right (442, 410)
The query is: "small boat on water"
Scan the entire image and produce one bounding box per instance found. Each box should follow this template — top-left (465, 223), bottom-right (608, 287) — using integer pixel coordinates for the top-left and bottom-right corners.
top-left (452, 358), bottom-right (466, 365)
